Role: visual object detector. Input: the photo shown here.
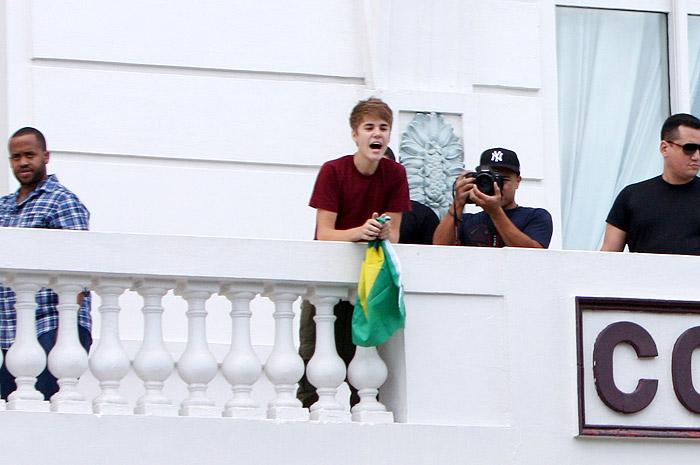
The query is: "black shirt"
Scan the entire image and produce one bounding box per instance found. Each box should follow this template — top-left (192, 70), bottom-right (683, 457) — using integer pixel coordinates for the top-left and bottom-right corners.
top-left (399, 201), bottom-right (439, 245)
top-left (606, 175), bottom-right (700, 254)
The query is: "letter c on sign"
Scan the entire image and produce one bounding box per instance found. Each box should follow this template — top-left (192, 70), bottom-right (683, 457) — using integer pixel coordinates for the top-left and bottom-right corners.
top-left (672, 326), bottom-right (700, 413)
top-left (593, 321), bottom-right (658, 413)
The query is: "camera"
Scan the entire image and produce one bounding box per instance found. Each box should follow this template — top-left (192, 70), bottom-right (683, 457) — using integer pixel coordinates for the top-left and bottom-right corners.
top-left (464, 166), bottom-right (503, 202)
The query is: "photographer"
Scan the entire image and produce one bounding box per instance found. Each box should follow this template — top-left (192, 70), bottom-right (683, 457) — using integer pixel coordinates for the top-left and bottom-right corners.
top-left (433, 148), bottom-right (552, 248)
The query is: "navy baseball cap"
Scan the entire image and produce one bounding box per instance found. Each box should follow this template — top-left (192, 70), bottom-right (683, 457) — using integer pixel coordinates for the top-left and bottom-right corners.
top-left (479, 148), bottom-right (520, 174)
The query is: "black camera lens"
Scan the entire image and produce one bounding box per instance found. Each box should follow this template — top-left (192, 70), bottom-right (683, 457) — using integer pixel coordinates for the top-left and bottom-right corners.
top-left (474, 173), bottom-right (496, 195)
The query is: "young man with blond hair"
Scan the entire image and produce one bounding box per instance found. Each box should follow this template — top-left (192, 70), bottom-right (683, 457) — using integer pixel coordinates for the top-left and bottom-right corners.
top-left (298, 97), bottom-right (411, 408)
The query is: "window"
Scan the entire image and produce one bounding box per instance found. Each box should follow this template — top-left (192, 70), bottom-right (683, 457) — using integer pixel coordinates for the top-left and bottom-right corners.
top-left (690, 15), bottom-right (700, 115)
top-left (557, 7), bottom-right (670, 250)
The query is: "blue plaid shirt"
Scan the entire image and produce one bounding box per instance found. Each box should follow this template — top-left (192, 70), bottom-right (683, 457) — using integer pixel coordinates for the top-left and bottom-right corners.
top-left (0, 174), bottom-right (91, 349)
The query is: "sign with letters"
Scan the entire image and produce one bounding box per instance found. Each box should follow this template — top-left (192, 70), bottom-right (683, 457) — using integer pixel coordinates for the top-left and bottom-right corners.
top-left (577, 297), bottom-right (700, 438)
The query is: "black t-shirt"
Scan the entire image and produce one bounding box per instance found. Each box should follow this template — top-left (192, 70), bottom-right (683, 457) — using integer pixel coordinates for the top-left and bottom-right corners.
top-left (399, 201), bottom-right (439, 245)
top-left (606, 175), bottom-right (700, 254)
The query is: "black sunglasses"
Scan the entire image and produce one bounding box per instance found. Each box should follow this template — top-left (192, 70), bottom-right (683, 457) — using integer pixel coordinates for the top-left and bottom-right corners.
top-left (666, 140), bottom-right (700, 155)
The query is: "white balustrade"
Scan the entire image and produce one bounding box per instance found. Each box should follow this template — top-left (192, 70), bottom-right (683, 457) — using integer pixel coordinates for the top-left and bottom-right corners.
top-left (175, 280), bottom-right (219, 417)
top-left (306, 286), bottom-right (351, 422)
top-left (47, 275), bottom-right (91, 413)
top-left (132, 280), bottom-right (177, 416)
top-left (90, 277), bottom-right (132, 415)
top-left (262, 284), bottom-right (309, 421)
top-left (5, 273), bottom-right (50, 411)
top-left (0, 236), bottom-right (398, 424)
top-left (220, 282), bottom-right (265, 420)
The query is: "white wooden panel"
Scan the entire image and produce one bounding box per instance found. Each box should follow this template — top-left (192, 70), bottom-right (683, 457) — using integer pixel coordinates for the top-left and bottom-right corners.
top-left (47, 156), bottom-right (319, 240)
top-left (387, 0), bottom-right (469, 92)
top-left (32, 0), bottom-right (364, 78)
top-left (472, 1), bottom-right (542, 89)
top-left (475, 93), bottom-right (544, 180)
top-left (517, 183), bottom-right (548, 212)
top-left (33, 67), bottom-right (363, 165)
top-left (404, 294), bottom-right (510, 426)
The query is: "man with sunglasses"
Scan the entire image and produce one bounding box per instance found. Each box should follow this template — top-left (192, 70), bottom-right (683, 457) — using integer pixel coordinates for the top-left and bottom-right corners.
top-left (602, 113), bottom-right (700, 254)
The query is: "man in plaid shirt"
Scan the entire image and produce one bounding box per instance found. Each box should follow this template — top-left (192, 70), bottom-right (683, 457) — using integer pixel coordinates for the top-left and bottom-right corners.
top-left (0, 127), bottom-right (91, 400)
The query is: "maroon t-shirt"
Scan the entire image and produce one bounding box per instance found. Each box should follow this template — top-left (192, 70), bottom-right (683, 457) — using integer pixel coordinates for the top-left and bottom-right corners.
top-left (310, 155), bottom-right (411, 235)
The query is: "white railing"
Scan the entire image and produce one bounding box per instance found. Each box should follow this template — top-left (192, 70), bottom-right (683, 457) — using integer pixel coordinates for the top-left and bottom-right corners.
top-left (0, 228), bottom-right (399, 422)
top-left (5, 228), bottom-right (700, 463)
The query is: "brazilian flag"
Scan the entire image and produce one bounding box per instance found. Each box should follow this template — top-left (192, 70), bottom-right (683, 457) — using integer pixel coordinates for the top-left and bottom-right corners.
top-left (352, 238), bottom-right (406, 347)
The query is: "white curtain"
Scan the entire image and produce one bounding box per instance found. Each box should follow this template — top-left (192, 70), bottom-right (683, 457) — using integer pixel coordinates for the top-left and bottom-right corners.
top-left (690, 16), bottom-right (700, 116)
top-left (557, 7), bottom-right (669, 250)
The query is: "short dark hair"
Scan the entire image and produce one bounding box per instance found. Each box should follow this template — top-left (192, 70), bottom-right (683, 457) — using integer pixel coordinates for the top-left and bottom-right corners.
top-left (349, 97), bottom-right (393, 132)
top-left (384, 146), bottom-right (396, 161)
top-left (10, 127), bottom-right (47, 151)
top-left (661, 113), bottom-right (700, 141)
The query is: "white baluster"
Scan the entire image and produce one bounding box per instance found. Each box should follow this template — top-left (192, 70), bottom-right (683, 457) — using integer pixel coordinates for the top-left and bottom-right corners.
top-left (5, 273), bottom-right (49, 411)
top-left (348, 346), bottom-right (394, 423)
top-left (220, 282), bottom-right (265, 419)
top-left (90, 277), bottom-right (132, 415)
top-left (0, 272), bottom-right (7, 412)
top-left (306, 286), bottom-right (351, 422)
top-left (175, 280), bottom-right (219, 417)
top-left (132, 280), bottom-right (177, 416)
top-left (262, 284), bottom-right (309, 421)
top-left (47, 275), bottom-right (91, 413)
top-left (346, 288), bottom-right (393, 423)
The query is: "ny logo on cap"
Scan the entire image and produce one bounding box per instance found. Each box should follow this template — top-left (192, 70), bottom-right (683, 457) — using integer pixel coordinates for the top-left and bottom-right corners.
top-left (491, 150), bottom-right (503, 163)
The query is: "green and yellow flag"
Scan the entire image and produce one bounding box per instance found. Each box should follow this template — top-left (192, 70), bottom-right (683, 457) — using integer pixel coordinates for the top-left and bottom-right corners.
top-left (352, 238), bottom-right (405, 347)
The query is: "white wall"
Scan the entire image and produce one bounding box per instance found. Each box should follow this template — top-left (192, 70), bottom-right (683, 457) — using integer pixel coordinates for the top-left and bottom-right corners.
top-left (1, 0), bottom-right (563, 246)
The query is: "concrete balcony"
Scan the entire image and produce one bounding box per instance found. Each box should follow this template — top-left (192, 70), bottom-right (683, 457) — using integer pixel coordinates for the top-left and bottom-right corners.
top-left (0, 228), bottom-right (699, 464)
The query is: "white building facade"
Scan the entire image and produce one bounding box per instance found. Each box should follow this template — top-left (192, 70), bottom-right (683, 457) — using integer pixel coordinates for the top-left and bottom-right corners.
top-left (1, 1), bottom-right (700, 463)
